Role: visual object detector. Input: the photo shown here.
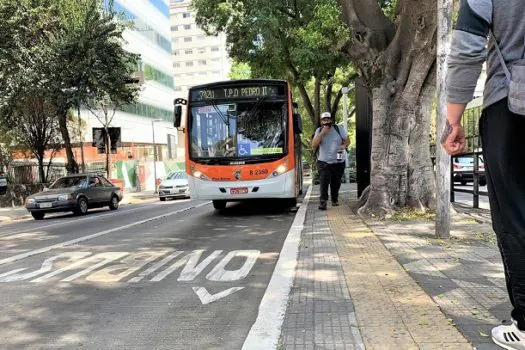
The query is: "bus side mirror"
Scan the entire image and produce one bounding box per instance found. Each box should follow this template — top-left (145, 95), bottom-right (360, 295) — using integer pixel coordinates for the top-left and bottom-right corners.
top-left (293, 113), bottom-right (302, 134)
top-left (174, 105), bottom-right (182, 128)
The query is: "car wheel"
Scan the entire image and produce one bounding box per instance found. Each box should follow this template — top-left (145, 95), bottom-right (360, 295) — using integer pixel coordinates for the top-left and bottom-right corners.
top-left (74, 198), bottom-right (89, 216)
top-left (213, 200), bottom-right (226, 210)
top-left (109, 195), bottom-right (119, 210)
top-left (31, 212), bottom-right (45, 220)
top-left (160, 197), bottom-right (166, 202)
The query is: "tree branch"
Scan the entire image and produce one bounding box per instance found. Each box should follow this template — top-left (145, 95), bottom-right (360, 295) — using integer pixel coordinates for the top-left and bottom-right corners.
top-left (314, 77), bottom-right (321, 120)
top-left (284, 55), bottom-right (316, 126)
top-left (337, 0), bottom-right (396, 80)
top-left (331, 89), bottom-right (343, 117)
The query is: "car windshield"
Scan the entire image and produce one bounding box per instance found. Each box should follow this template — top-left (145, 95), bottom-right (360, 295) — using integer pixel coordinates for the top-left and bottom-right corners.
top-left (189, 100), bottom-right (287, 159)
top-left (167, 172), bottom-right (187, 180)
top-left (50, 176), bottom-right (86, 189)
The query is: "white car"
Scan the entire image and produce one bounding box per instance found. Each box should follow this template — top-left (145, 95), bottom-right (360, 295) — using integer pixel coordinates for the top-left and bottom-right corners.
top-left (158, 171), bottom-right (190, 201)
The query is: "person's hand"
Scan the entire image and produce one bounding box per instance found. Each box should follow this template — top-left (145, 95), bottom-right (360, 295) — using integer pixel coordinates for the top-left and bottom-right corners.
top-left (440, 120), bottom-right (466, 155)
top-left (320, 125), bottom-right (330, 136)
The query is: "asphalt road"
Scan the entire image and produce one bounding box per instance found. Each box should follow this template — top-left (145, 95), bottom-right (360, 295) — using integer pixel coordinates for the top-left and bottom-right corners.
top-left (0, 197), bottom-right (300, 349)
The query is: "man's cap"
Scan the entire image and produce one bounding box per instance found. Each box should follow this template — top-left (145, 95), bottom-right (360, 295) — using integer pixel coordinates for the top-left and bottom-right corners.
top-left (320, 112), bottom-right (331, 120)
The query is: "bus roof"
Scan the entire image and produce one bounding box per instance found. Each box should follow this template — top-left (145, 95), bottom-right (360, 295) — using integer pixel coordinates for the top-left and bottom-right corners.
top-left (189, 79), bottom-right (288, 91)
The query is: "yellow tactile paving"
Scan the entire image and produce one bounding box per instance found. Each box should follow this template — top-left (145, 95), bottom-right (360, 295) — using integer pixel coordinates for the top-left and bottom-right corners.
top-left (328, 202), bottom-right (472, 350)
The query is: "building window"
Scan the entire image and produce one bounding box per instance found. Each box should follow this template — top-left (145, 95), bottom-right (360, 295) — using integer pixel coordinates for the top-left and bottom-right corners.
top-left (197, 48), bottom-right (206, 54)
top-left (173, 50), bottom-right (180, 56)
top-left (185, 49), bottom-right (193, 55)
top-left (172, 38), bottom-right (179, 43)
top-left (171, 25), bottom-right (178, 31)
top-left (184, 37), bottom-right (192, 42)
top-left (143, 64), bottom-right (175, 89)
top-left (186, 61), bottom-right (194, 67)
top-left (173, 62), bottom-right (181, 67)
top-left (197, 35), bottom-right (205, 40)
top-left (211, 46), bottom-right (219, 52)
top-left (184, 24), bottom-right (191, 30)
top-left (199, 60), bottom-right (207, 66)
top-left (182, 12), bottom-right (191, 18)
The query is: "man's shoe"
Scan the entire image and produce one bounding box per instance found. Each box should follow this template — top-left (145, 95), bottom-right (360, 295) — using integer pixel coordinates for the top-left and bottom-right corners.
top-left (332, 201), bottom-right (339, 206)
top-left (492, 323), bottom-right (525, 349)
top-left (318, 201), bottom-right (327, 210)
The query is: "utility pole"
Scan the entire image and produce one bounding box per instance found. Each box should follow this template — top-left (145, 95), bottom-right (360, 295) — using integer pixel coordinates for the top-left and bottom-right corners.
top-left (436, 0), bottom-right (453, 238)
top-left (342, 87), bottom-right (350, 184)
top-left (78, 105), bottom-right (85, 173)
top-left (151, 119), bottom-right (163, 193)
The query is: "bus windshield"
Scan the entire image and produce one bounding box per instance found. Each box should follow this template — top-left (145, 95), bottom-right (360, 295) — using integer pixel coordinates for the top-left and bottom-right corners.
top-left (189, 100), bottom-right (287, 160)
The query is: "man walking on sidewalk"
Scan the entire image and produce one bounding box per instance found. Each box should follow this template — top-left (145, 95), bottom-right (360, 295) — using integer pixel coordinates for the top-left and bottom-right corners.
top-left (442, 1), bottom-right (525, 348)
top-left (312, 112), bottom-right (349, 210)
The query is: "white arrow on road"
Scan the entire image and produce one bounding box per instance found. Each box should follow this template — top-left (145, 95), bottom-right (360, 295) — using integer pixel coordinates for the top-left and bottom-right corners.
top-left (192, 286), bottom-right (244, 305)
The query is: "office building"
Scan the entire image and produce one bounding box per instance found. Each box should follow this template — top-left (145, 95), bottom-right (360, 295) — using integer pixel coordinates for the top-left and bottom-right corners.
top-left (170, 0), bottom-right (232, 98)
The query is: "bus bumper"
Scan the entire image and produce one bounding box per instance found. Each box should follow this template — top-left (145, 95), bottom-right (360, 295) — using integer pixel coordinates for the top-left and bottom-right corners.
top-left (188, 170), bottom-right (297, 200)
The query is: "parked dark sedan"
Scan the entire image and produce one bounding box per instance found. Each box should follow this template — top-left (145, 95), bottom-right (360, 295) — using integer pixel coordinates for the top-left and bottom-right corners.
top-left (25, 173), bottom-right (123, 220)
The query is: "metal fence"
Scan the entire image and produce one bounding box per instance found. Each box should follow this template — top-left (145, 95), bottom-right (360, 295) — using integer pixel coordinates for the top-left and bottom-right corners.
top-left (450, 150), bottom-right (488, 209)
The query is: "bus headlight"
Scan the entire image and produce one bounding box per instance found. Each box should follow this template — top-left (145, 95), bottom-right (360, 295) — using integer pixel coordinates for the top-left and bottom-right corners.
top-left (268, 164), bottom-right (288, 178)
top-left (193, 171), bottom-right (210, 180)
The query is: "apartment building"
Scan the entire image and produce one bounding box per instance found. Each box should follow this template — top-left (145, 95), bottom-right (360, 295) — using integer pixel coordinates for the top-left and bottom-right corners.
top-left (169, 0), bottom-right (232, 98)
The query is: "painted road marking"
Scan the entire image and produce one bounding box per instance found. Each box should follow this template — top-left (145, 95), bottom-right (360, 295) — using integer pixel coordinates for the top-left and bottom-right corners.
top-left (206, 250), bottom-right (260, 282)
top-left (0, 249), bottom-right (262, 285)
top-left (242, 186), bottom-right (311, 350)
top-left (193, 286), bottom-right (244, 305)
top-left (0, 201), bottom-right (211, 266)
top-left (129, 250), bottom-right (181, 283)
top-left (0, 252), bottom-right (91, 283)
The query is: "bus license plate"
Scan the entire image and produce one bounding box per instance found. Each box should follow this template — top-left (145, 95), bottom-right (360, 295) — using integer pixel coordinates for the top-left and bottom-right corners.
top-left (230, 187), bottom-right (248, 195)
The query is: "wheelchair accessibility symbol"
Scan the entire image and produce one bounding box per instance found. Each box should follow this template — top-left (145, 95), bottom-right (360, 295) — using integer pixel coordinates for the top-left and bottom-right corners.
top-left (238, 143), bottom-right (251, 156)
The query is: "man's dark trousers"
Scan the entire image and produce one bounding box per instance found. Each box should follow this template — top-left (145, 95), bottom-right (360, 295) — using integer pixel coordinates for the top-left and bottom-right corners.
top-left (480, 98), bottom-right (525, 330)
top-left (317, 161), bottom-right (345, 203)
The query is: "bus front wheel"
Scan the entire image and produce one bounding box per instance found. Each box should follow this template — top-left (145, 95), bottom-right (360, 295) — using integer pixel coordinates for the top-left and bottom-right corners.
top-left (213, 200), bottom-right (227, 210)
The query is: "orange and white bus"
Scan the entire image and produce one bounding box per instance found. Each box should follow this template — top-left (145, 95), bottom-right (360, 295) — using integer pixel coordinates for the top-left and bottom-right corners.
top-left (174, 79), bottom-right (304, 210)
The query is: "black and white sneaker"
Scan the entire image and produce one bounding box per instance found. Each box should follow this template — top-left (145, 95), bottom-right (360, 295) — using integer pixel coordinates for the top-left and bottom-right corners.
top-left (492, 323), bottom-right (525, 349)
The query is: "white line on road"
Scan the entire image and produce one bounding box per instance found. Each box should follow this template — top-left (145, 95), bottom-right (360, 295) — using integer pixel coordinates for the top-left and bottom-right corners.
top-left (193, 286), bottom-right (245, 305)
top-left (242, 186), bottom-right (311, 350)
top-left (0, 204), bottom-right (159, 238)
top-left (0, 202), bottom-right (211, 266)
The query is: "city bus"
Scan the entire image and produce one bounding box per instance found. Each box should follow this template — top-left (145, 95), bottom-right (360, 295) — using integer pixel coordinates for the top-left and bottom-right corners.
top-left (173, 79), bottom-right (303, 210)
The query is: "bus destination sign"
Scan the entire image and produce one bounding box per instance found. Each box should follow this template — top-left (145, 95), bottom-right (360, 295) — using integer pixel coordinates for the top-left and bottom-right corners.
top-left (191, 85), bottom-right (282, 101)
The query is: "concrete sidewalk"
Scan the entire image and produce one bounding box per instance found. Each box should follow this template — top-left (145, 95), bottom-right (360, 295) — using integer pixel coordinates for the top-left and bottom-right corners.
top-left (281, 184), bottom-right (507, 349)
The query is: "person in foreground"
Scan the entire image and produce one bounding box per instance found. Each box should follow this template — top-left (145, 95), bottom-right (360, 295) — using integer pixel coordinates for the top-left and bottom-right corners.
top-left (312, 112), bottom-right (349, 210)
top-left (442, 0), bottom-right (525, 348)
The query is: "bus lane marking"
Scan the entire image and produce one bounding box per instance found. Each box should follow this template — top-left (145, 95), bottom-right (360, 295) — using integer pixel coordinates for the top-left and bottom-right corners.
top-left (0, 201), bottom-right (210, 267)
top-left (193, 287), bottom-right (245, 305)
top-left (0, 248), bottom-right (262, 305)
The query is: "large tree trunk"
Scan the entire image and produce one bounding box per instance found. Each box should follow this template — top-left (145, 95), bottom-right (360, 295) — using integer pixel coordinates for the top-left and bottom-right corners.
top-left (358, 67), bottom-right (437, 217)
top-left (58, 112), bottom-right (78, 174)
top-left (338, 0), bottom-right (438, 217)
